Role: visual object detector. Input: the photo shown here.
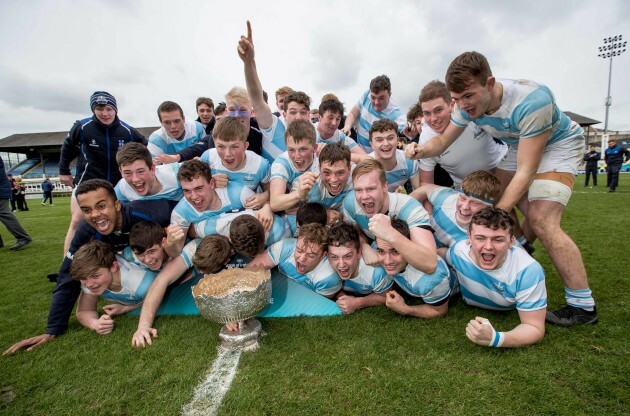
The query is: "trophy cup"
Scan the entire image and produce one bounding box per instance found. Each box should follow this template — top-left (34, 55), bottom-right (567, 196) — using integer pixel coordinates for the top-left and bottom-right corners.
top-left (192, 267), bottom-right (271, 351)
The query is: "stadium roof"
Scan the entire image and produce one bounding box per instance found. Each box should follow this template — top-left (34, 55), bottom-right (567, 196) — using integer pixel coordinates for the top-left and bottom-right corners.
top-left (0, 127), bottom-right (159, 154)
top-left (564, 112), bottom-right (601, 127)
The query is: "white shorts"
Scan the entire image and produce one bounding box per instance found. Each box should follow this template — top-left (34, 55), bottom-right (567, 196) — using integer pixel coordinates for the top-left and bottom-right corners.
top-left (498, 135), bottom-right (585, 175)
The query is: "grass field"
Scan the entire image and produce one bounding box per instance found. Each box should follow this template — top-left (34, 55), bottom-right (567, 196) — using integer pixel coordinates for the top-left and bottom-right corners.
top-left (1, 174), bottom-right (628, 415)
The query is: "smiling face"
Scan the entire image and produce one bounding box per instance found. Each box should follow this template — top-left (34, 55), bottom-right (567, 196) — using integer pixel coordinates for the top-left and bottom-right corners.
top-left (181, 176), bottom-right (216, 212)
top-left (286, 135), bottom-right (315, 172)
top-left (197, 103), bottom-right (214, 124)
top-left (450, 78), bottom-right (494, 119)
top-left (320, 160), bottom-right (350, 196)
top-left (328, 243), bottom-right (361, 280)
top-left (455, 193), bottom-right (491, 228)
top-left (120, 160), bottom-right (158, 196)
top-left (294, 238), bottom-right (326, 275)
top-left (353, 170), bottom-right (388, 217)
top-left (214, 138), bottom-right (249, 171)
top-left (317, 110), bottom-right (342, 139)
top-left (133, 243), bottom-right (166, 271)
top-left (370, 128), bottom-right (398, 161)
top-left (94, 105), bottom-right (116, 126)
top-left (376, 238), bottom-right (406, 275)
top-left (284, 101), bottom-right (311, 125)
top-left (81, 264), bottom-right (117, 296)
top-left (159, 109), bottom-right (185, 139)
top-left (421, 97), bottom-right (452, 134)
top-left (77, 188), bottom-right (122, 235)
top-left (468, 223), bottom-right (513, 270)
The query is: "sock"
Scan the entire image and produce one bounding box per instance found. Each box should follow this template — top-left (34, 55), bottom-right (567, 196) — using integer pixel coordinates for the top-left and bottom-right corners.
top-left (516, 236), bottom-right (527, 246)
top-left (565, 287), bottom-right (595, 311)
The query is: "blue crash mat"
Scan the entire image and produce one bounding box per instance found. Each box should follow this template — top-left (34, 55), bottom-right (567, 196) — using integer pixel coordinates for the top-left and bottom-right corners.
top-left (129, 270), bottom-right (341, 317)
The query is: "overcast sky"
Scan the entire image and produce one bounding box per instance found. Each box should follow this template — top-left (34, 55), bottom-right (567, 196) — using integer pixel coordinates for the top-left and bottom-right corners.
top-left (0, 0), bottom-right (629, 140)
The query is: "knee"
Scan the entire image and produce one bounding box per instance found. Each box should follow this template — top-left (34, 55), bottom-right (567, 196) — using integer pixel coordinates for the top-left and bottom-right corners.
top-left (527, 211), bottom-right (560, 238)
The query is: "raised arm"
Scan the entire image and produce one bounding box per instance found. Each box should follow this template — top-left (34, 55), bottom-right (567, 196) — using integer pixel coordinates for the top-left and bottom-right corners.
top-left (131, 256), bottom-right (189, 348)
top-left (238, 21), bottom-right (273, 130)
top-left (404, 122), bottom-right (465, 160)
top-left (409, 183), bottom-right (441, 204)
top-left (341, 105), bottom-right (360, 136)
top-left (369, 214), bottom-right (438, 274)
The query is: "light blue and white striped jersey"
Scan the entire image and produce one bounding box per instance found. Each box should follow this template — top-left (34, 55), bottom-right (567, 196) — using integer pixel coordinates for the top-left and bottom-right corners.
top-left (171, 185), bottom-right (253, 230)
top-left (342, 259), bottom-right (393, 295)
top-left (179, 238), bottom-right (201, 269)
top-left (115, 162), bottom-right (183, 203)
top-left (392, 256), bottom-right (453, 304)
top-left (193, 210), bottom-right (288, 247)
top-left (200, 149), bottom-right (270, 191)
top-left (316, 129), bottom-right (358, 149)
top-left (284, 214), bottom-right (298, 237)
top-left (369, 149), bottom-right (419, 192)
top-left (260, 115), bottom-right (288, 163)
top-left (306, 165), bottom-right (354, 211)
top-left (450, 79), bottom-right (583, 147)
top-left (343, 191), bottom-right (431, 240)
top-left (356, 89), bottom-right (407, 153)
top-left (446, 240), bottom-right (547, 311)
top-left (427, 186), bottom-right (467, 248)
top-left (147, 120), bottom-right (205, 157)
top-left (270, 151), bottom-right (319, 190)
top-left (268, 238), bottom-right (342, 297)
top-left (81, 255), bottom-right (157, 305)
top-left (419, 122), bottom-right (506, 188)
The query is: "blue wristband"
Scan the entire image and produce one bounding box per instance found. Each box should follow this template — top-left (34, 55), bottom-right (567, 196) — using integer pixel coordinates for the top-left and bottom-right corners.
top-left (491, 331), bottom-right (505, 347)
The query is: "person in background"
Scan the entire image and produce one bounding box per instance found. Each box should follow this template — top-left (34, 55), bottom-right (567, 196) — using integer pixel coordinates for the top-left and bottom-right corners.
top-left (583, 144), bottom-right (601, 188)
top-left (41, 176), bottom-right (54, 206)
top-left (196, 97), bottom-right (216, 135)
top-left (58, 91), bottom-right (146, 254)
top-left (7, 173), bottom-right (16, 212)
top-left (604, 138), bottom-right (629, 192)
top-left (0, 156), bottom-right (32, 250)
top-left (15, 177), bottom-right (28, 211)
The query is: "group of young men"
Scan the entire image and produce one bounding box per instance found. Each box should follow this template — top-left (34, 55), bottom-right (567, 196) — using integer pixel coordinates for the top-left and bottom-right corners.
top-left (4, 21), bottom-right (600, 355)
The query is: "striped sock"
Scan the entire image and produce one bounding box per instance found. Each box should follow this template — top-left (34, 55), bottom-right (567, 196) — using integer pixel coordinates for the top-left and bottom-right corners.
top-left (565, 287), bottom-right (595, 311)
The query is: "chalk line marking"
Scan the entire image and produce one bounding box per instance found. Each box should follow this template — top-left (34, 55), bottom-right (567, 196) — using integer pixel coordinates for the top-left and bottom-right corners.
top-left (182, 348), bottom-right (242, 416)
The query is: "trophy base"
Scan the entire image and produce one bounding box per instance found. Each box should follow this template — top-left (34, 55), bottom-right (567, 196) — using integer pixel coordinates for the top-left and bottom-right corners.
top-left (218, 319), bottom-right (263, 351)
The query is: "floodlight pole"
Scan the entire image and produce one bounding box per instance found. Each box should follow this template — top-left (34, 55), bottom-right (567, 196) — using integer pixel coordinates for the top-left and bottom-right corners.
top-left (597, 34), bottom-right (627, 135)
top-left (604, 56), bottom-right (613, 134)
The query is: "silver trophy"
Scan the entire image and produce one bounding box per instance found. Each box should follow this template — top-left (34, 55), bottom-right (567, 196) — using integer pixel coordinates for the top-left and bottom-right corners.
top-left (192, 268), bottom-right (271, 351)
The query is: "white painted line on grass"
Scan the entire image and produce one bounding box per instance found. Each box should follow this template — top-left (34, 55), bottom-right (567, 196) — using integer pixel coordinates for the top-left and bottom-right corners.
top-left (182, 348), bottom-right (242, 416)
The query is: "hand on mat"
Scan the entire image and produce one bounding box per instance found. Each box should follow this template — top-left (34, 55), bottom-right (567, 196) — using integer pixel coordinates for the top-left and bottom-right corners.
top-left (336, 294), bottom-right (359, 315)
top-left (385, 291), bottom-right (408, 315)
